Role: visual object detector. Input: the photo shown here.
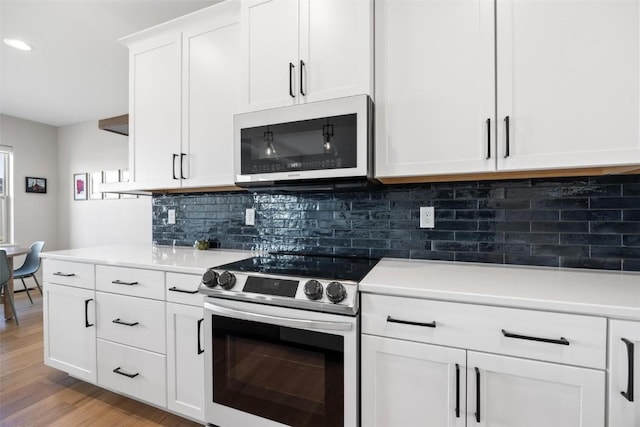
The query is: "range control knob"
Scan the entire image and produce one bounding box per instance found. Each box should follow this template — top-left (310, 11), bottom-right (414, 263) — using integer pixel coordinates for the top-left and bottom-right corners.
top-left (218, 271), bottom-right (236, 290)
top-left (201, 269), bottom-right (219, 288)
top-left (326, 281), bottom-right (347, 304)
top-left (304, 280), bottom-right (324, 300)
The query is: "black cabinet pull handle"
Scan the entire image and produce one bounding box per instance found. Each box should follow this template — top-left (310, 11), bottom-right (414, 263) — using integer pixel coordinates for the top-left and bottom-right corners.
top-left (112, 318), bottom-right (139, 327)
top-left (300, 60), bottom-right (306, 96)
top-left (113, 367), bottom-right (139, 379)
top-left (289, 62), bottom-right (295, 98)
top-left (197, 318), bottom-right (205, 355)
top-left (502, 329), bottom-right (569, 346)
top-left (454, 363), bottom-right (460, 418)
top-left (387, 316), bottom-right (436, 328)
top-left (112, 280), bottom-right (138, 286)
top-left (53, 272), bottom-right (75, 277)
top-left (172, 153), bottom-right (179, 179)
top-left (504, 116), bottom-right (510, 158)
top-left (486, 118), bottom-right (491, 159)
top-left (168, 286), bottom-right (199, 294)
top-left (180, 153), bottom-right (186, 179)
top-left (622, 337), bottom-right (635, 402)
top-left (475, 367), bottom-right (481, 423)
top-left (84, 299), bottom-right (94, 328)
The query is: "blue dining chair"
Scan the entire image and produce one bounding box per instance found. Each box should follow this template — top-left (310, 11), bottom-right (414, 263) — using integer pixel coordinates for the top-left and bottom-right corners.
top-left (0, 250), bottom-right (19, 325)
top-left (13, 241), bottom-right (45, 304)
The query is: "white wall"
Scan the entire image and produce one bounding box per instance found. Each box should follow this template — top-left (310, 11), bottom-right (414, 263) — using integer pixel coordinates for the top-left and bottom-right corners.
top-left (57, 120), bottom-right (151, 249)
top-left (0, 115), bottom-right (59, 255)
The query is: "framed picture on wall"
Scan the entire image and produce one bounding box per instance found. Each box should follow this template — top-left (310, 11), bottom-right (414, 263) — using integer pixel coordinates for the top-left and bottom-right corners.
top-left (73, 173), bottom-right (88, 200)
top-left (89, 171), bottom-right (103, 200)
top-left (25, 177), bottom-right (47, 194)
top-left (119, 170), bottom-right (137, 199)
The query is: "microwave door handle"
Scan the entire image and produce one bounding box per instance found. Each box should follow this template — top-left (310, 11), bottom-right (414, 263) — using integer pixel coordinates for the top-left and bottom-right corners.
top-left (204, 301), bottom-right (353, 332)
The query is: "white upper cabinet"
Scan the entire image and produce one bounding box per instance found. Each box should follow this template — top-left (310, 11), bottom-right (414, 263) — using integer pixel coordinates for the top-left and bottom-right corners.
top-left (240, 0), bottom-right (372, 112)
top-left (182, 4), bottom-right (240, 189)
top-left (497, 0), bottom-right (640, 171)
top-left (375, 0), bottom-right (495, 178)
top-left (376, 0), bottom-right (640, 180)
top-left (128, 31), bottom-right (182, 190)
top-left (123, 1), bottom-right (240, 191)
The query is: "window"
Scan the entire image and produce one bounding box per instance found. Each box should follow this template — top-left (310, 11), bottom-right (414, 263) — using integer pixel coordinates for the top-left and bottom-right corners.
top-left (0, 146), bottom-right (12, 244)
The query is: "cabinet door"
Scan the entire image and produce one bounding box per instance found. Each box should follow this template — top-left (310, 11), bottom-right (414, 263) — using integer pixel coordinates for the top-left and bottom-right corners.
top-left (299, 0), bottom-right (372, 104)
top-left (361, 335), bottom-right (466, 427)
top-left (43, 282), bottom-right (96, 383)
top-left (375, 0), bottom-right (495, 179)
top-left (241, 0), bottom-right (299, 111)
top-left (129, 31), bottom-right (182, 189)
top-left (468, 351), bottom-right (604, 427)
top-left (182, 3), bottom-right (240, 188)
top-left (166, 303), bottom-right (205, 422)
top-left (609, 319), bottom-right (640, 427)
top-left (496, 0), bottom-right (640, 171)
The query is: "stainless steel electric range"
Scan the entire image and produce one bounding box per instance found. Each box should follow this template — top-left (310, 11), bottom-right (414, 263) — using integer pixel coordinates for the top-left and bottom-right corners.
top-left (199, 252), bottom-right (379, 427)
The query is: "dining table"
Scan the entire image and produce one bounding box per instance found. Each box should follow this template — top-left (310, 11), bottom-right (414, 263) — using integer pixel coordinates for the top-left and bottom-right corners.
top-left (2, 246), bottom-right (30, 320)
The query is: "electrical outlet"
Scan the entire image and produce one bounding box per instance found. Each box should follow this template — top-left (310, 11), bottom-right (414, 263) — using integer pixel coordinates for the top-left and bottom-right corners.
top-left (420, 206), bottom-right (435, 228)
top-left (245, 208), bottom-right (256, 226)
top-left (167, 209), bottom-right (176, 225)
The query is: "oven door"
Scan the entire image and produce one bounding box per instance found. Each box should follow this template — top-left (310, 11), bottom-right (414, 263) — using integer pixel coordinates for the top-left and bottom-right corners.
top-left (204, 298), bottom-right (358, 427)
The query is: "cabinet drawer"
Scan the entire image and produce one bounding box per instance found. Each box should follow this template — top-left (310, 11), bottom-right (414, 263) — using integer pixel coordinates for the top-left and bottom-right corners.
top-left (166, 272), bottom-right (204, 306)
top-left (97, 339), bottom-right (166, 408)
top-left (97, 292), bottom-right (165, 354)
top-left (43, 260), bottom-right (95, 289)
top-left (362, 294), bottom-right (606, 369)
top-left (96, 265), bottom-right (164, 299)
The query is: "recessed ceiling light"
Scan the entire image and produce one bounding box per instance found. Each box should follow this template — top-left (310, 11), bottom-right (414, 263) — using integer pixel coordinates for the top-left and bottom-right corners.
top-left (3, 38), bottom-right (33, 51)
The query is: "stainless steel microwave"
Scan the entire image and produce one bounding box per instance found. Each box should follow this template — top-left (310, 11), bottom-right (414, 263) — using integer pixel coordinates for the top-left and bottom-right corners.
top-left (234, 95), bottom-right (374, 189)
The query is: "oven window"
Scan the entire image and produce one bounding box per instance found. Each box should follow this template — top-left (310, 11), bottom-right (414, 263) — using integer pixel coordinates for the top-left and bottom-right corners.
top-left (212, 315), bottom-right (344, 427)
top-left (240, 113), bottom-right (357, 175)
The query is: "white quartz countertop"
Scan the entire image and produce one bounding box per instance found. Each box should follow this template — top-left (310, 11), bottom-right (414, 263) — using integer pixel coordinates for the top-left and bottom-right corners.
top-left (40, 244), bottom-right (254, 275)
top-left (360, 258), bottom-right (640, 321)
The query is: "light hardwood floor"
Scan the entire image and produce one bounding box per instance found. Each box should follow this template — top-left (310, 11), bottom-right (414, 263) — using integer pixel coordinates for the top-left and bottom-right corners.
top-left (0, 290), bottom-right (201, 427)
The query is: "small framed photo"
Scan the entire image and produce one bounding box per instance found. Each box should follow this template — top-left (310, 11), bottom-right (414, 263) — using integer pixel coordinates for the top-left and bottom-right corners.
top-left (73, 173), bottom-right (88, 200)
top-left (26, 177), bottom-right (47, 194)
top-left (89, 172), bottom-right (103, 200)
top-left (103, 170), bottom-right (120, 200)
top-left (120, 170), bottom-right (137, 199)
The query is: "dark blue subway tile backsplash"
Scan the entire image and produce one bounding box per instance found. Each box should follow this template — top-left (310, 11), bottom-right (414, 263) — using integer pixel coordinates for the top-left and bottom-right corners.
top-left (152, 175), bottom-right (640, 271)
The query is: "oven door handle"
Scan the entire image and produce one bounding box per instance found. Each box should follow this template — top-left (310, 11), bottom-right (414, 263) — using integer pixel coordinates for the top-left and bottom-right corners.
top-left (204, 301), bottom-right (353, 332)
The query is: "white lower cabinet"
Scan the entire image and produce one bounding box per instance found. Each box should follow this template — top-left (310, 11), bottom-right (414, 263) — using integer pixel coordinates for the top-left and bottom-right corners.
top-left (362, 335), bottom-right (466, 427)
top-left (97, 339), bottom-right (167, 407)
top-left (468, 351), bottom-right (604, 427)
top-left (43, 282), bottom-right (96, 383)
top-left (361, 293), bottom-right (606, 427)
top-left (609, 319), bottom-right (640, 426)
top-left (166, 302), bottom-right (205, 422)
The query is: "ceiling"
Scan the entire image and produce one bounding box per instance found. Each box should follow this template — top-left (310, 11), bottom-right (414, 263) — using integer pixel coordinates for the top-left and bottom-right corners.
top-left (0, 0), bottom-right (218, 127)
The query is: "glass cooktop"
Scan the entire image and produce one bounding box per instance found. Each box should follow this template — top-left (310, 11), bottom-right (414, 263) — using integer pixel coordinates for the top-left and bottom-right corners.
top-left (213, 251), bottom-right (380, 283)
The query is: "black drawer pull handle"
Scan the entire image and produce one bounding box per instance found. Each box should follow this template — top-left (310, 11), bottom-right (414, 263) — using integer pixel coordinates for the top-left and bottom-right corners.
top-left (197, 318), bottom-right (204, 355)
top-left (502, 329), bottom-right (569, 346)
top-left (113, 367), bottom-right (139, 379)
top-left (112, 280), bottom-right (138, 286)
top-left (180, 153), bottom-right (186, 179)
top-left (454, 363), bottom-right (460, 418)
top-left (112, 318), bottom-right (139, 327)
top-left (84, 299), bottom-right (94, 328)
top-left (475, 367), bottom-right (481, 422)
top-left (486, 118), bottom-right (491, 159)
top-left (289, 62), bottom-right (295, 98)
top-left (300, 60), bottom-right (306, 96)
top-left (504, 116), bottom-right (510, 158)
top-left (172, 153), bottom-right (179, 180)
top-left (387, 316), bottom-right (436, 328)
top-left (53, 272), bottom-right (75, 277)
top-left (169, 286), bottom-right (199, 294)
top-left (622, 337), bottom-right (635, 402)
